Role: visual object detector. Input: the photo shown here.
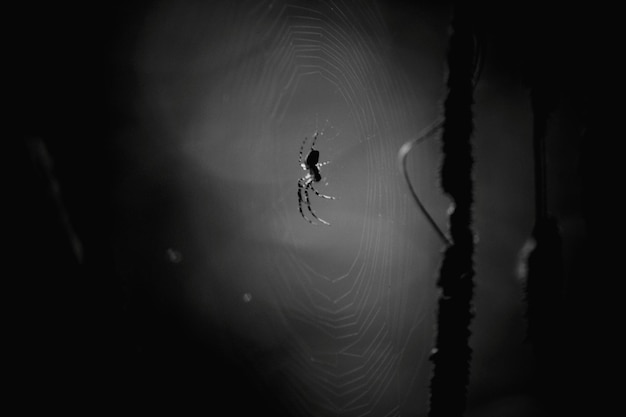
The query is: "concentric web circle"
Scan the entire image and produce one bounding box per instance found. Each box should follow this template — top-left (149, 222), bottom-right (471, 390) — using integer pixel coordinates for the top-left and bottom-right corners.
top-left (255, 2), bottom-right (444, 416)
top-left (136, 1), bottom-right (448, 416)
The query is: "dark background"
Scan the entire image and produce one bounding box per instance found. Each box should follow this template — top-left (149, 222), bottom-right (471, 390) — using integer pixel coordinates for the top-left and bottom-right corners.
top-left (13, 0), bottom-right (615, 415)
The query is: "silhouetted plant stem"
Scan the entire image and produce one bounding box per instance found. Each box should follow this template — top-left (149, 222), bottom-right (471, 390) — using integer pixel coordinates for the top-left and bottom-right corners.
top-left (523, 7), bottom-right (565, 404)
top-left (428, 4), bottom-right (476, 417)
top-left (526, 85), bottom-right (563, 349)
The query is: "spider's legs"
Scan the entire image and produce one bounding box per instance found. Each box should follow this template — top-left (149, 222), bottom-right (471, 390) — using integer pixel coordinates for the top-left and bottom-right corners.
top-left (298, 178), bottom-right (315, 224)
top-left (310, 130), bottom-right (319, 149)
top-left (298, 135), bottom-right (309, 166)
top-left (304, 180), bottom-right (330, 225)
top-left (310, 183), bottom-right (335, 200)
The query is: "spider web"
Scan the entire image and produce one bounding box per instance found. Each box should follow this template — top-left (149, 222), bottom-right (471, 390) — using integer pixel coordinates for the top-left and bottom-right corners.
top-left (135, 1), bottom-right (451, 416)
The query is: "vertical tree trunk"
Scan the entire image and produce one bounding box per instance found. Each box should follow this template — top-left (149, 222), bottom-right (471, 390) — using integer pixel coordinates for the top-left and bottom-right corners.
top-left (428, 3), bottom-right (476, 417)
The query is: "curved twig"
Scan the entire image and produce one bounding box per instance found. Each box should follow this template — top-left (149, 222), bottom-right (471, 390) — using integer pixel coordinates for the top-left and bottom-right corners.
top-left (398, 118), bottom-right (451, 246)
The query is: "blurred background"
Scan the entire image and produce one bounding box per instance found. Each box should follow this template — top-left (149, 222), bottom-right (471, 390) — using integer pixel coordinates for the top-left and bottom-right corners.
top-left (13, 0), bottom-right (612, 415)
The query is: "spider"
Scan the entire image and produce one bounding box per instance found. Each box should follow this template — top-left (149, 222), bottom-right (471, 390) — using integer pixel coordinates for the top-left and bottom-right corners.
top-left (298, 131), bottom-right (335, 225)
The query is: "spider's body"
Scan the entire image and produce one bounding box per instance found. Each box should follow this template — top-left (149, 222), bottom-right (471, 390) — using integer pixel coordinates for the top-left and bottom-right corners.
top-left (298, 132), bottom-right (334, 225)
top-left (305, 149), bottom-right (322, 182)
